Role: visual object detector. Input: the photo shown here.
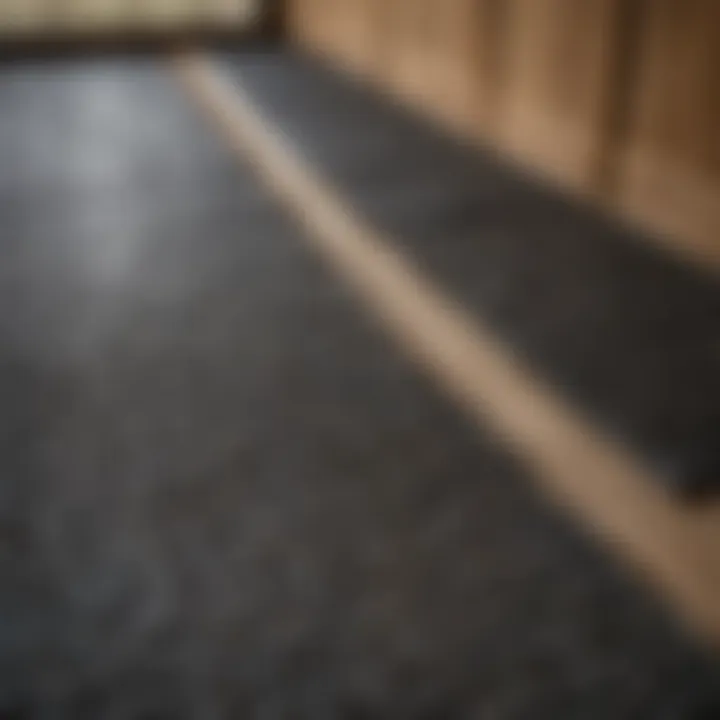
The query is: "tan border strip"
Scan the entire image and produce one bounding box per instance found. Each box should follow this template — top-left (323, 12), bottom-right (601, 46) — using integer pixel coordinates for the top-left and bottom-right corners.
top-left (174, 51), bottom-right (720, 647)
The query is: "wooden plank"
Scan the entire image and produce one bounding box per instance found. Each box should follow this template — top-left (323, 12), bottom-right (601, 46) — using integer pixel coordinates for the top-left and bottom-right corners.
top-left (617, 0), bottom-right (720, 267)
top-left (379, 0), bottom-right (431, 106)
top-left (498, 0), bottom-right (622, 189)
top-left (337, 0), bottom-right (383, 78)
top-left (438, 0), bottom-right (505, 136)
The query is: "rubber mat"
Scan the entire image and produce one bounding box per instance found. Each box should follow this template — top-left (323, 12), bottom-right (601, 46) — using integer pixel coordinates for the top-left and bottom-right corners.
top-left (0, 56), bottom-right (718, 718)
top-left (218, 49), bottom-right (720, 497)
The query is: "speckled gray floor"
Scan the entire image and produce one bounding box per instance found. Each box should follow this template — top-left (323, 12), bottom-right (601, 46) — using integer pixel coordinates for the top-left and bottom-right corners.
top-left (0, 55), bottom-right (718, 718)
top-left (218, 48), bottom-right (720, 496)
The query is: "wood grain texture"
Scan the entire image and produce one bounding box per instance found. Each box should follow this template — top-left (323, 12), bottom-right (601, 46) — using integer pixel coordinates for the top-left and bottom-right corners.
top-left (497, 0), bottom-right (622, 189)
top-left (337, 0), bottom-right (384, 78)
top-left (617, 0), bottom-right (720, 266)
top-left (405, 0), bottom-right (503, 135)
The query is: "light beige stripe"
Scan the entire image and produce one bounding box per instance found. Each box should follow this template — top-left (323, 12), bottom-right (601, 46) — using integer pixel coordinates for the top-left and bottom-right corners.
top-left (175, 51), bottom-right (720, 647)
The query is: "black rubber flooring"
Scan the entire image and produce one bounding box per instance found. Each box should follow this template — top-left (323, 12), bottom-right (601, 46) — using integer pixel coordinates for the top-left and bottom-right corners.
top-left (0, 55), bottom-right (718, 718)
top-left (218, 49), bottom-right (720, 496)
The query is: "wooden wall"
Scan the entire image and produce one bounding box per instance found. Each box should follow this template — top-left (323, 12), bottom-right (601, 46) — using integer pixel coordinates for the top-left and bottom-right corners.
top-left (498, 0), bottom-right (622, 187)
top-left (617, 0), bottom-right (720, 263)
top-left (287, 0), bottom-right (720, 268)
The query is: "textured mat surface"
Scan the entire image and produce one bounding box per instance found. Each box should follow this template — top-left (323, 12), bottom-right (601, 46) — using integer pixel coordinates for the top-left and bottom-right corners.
top-left (0, 56), bottom-right (719, 718)
top-left (218, 49), bottom-right (720, 496)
